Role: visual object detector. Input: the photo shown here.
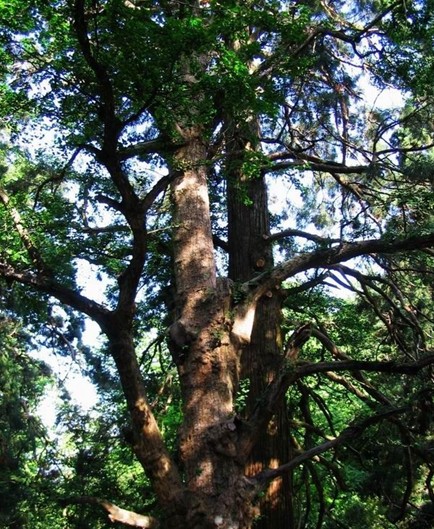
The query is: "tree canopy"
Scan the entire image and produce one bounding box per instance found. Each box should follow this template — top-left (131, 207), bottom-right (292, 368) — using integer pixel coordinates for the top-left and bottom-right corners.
top-left (0, 1), bottom-right (434, 528)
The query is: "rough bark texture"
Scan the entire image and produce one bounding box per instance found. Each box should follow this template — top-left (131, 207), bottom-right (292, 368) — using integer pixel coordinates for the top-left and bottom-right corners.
top-left (171, 134), bottom-right (217, 320)
top-left (225, 121), bottom-right (294, 528)
top-left (244, 294), bottom-right (294, 529)
top-left (166, 133), bottom-right (257, 528)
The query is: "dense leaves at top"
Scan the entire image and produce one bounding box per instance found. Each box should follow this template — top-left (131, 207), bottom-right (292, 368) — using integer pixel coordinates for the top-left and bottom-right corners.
top-left (0, 0), bottom-right (432, 291)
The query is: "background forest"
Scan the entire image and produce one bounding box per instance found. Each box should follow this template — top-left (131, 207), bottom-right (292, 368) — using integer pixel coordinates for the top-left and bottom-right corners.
top-left (0, 0), bottom-right (434, 528)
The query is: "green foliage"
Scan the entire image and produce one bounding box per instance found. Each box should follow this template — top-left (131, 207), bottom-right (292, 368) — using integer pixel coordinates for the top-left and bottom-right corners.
top-left (326, 494), bottom-right (395, 529)
top-left (282, 284), bottom-right (434, 529)
top-left (55, 403), bottom-right (153, 529)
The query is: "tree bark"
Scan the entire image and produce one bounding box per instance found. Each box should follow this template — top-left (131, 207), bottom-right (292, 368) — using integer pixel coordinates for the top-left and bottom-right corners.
top-left (167, 132), bottom-right (257, 529)
top-left (225, 119), bottom-right (294, 528)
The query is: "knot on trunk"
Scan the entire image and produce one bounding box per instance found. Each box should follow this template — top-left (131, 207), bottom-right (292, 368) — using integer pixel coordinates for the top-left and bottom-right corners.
top-left (168, 319), bottom-right (197, 364)
top-left (207, 417), bottom-right (242, 459)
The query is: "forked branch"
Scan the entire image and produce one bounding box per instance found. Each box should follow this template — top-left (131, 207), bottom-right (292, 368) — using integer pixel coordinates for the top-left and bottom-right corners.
top-left (248, 232), bottom-right (434, 302)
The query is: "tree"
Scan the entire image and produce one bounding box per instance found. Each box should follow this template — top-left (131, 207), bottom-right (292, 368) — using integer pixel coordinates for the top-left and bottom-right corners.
top-left (0, 0), bottom-right (434, 528)
top-left (0, 306), bottom-right (55, 529)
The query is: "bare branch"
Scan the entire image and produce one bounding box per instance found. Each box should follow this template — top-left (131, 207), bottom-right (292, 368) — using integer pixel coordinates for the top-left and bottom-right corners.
top-left (255, 407), bottom-right (407, 486)
top-left (295, 353), bottom-right (434, 378)
top-left (265, 149), bottom-right (370, 175)
top-left (264, 228), bottom-right (340, 245)
top-left (60, 496), bottom-right (159, 528)
top-left (82, 224), bottom-right (131, 234)
top-left (284, 272), bottom-right (332, 295)
top-left (357, 0), bottom-right (406, 37)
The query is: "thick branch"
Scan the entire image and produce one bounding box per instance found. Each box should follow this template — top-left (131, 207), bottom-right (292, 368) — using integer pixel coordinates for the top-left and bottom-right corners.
top-left (213, 234), bottom-right (229, 252)
top-left (118, 137), bottom-right (182, 160)
top-left (95, 193), bottom-right (125, 213)
top-left (141, 171), bottom-right (174, 212)
top-left (231, 234), bottom-right (434, 346)
top-left (249, 233), bottom-right (434, 301)
top-left (60, 496), bottom-right (159, 528)
top-left (102, 328), bottom-right (184, 509)
top-left (232, 235), bottom-right (431, 345)
top-left (0, 262), bottom-right (111, 331)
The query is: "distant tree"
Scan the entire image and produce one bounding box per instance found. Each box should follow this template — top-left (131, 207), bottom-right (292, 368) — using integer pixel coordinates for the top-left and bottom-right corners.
top-left (0, 1), bottom-right (434, 528)
top-left (0, 306), bottom-right (54, 528)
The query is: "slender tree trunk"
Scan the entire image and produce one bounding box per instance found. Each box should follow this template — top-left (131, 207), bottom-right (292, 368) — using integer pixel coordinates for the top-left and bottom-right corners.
top-left (106, 319), bottom-right (184, 511)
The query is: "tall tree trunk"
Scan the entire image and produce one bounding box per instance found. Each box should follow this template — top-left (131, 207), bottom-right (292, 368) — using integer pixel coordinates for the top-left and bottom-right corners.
top-left (226, 120), bottom-right (295, 529)
top-left (245, 295), bottom-right (294, 529)
top-left (167, 131), bottom-right (257, 529)
top-left (106, 311), bottom-right (257, 529)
